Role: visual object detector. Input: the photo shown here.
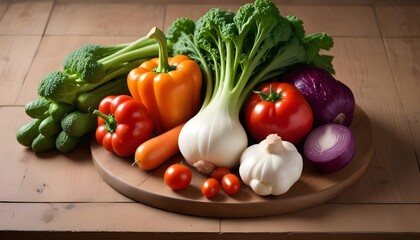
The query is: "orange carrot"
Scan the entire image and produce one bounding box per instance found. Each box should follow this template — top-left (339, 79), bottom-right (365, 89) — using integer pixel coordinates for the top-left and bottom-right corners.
top-left (135, 123), bottom-right (185, 170)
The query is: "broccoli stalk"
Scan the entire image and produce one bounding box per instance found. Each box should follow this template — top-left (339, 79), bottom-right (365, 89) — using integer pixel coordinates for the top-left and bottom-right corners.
top-left (168, 0), bottom-right (334, 112)
top-left (37, 36), bottom-right (159, 104)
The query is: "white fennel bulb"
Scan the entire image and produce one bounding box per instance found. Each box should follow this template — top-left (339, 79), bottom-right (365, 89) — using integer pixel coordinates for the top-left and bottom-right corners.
top-left (178, 101), bottom-right (248, 175)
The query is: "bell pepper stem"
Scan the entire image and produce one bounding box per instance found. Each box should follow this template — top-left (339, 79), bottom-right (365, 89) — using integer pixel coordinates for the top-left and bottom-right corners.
top-left (147, 27), bottom-right (174, 73)
top-left (93, 110), bottom-right (117, 133)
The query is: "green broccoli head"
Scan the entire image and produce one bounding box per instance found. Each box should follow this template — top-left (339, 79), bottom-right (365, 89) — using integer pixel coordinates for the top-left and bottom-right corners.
top-left (192, 8), bottom-right (236, 73)
top-left (167, 0), bottom-right (336, 110)
top-left (63, 44), bottom-right (107, 83)
top-left (234, 0), bottom-right (279, 34)
top-left (285, 15), bottom-right (305, 39)
top-left (167, 18), bottom-right (200, 60)
top-left (37, 71), bottom-right (87, 104)
top-left (235, 0), bottom-right (288, 60)
top-left (195, 8), bottom-right (235, 43)
top-left (166, 17), bottom-right (196, 43)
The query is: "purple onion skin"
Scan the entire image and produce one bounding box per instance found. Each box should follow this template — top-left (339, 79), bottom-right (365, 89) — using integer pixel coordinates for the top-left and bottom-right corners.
top-left (282, 66), bottom-right (355, 127)
top-left (303, 124), bottom-right (356, 173)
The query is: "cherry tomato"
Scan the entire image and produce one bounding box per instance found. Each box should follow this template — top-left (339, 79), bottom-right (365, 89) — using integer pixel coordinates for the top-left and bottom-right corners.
top-left (244, 82), bottom-right (313, 145)
top-left (164, 164), bottom-right (192, 191)
top-left (211, 167), bottom-right (231, 182)
top-left (201, 178), bottom-right (220, 198)
top-left (221, 174), bottom-right (241, 196)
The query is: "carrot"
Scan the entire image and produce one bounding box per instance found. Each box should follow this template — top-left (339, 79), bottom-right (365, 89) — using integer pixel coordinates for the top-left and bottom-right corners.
top-left (134, 123), bottom-right (185, 170)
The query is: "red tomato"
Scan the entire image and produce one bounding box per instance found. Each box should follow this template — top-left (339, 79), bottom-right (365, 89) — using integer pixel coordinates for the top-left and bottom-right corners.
top-left (221, 174), bottom-right (241, 196)
top-left (211, 167), bottom-right (231, 182)
top-left (95, 95), bottom-right (153, 157)
top-left (244, 82), bottom-right (313, 144)
top-left (201, 178), bottom-right (220, 198)
top-left (164, 164), bottom-right (192, 191)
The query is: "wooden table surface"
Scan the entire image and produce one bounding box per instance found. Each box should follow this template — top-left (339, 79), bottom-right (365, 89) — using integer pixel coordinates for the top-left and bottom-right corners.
top-left (1, 0), bottom-right (420, 239)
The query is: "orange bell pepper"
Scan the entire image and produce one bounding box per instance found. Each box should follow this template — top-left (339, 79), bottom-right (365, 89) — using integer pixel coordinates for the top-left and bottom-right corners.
top-left (127, 27), bottom-right (202, 134)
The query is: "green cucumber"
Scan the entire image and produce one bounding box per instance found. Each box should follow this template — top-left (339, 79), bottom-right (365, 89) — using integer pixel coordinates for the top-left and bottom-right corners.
top-left (38, 116), bottom-right (61, 137)
top-left (31, 134), bottom-right (56, 153)
top-left (55, 131), bottom-right (81, 153)
top-left (49, 102), bottom-right (74, 121)
top-left (16, 119), bottom-right (42, 147)
top-left (61, 111), bottom-right (97, 137)
top-left (24, 98), bottom-right (50, 119)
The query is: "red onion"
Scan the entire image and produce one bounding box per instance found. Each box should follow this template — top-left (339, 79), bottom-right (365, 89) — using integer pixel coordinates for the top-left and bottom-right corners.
top-left (282, 66), bottom-right (355, 127)
top-left (303, 123), bottom-right (356, 173)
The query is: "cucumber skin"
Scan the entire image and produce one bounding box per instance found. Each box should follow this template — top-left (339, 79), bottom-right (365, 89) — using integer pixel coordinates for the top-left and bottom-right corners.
top-left (39, 116), bottom-right (62, 137)
top-left (24, 98), bottom-right (50, 119)
top-left (16, 119), bottom-right (42, 147)
top-left (31, 134), bottom-right (56, 153)
top-left (61, 112), bottom-right (97, 137)
top-left (49, 102), bottom-right (74, 121)
top-left (55, 131), bottom-right (81, 153)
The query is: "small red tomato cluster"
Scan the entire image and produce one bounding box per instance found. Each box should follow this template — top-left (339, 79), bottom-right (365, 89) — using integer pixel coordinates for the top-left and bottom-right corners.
top-left (202, 168), bottom-right (241, 198)
top-left (163, 165), bottom-right (241, 198)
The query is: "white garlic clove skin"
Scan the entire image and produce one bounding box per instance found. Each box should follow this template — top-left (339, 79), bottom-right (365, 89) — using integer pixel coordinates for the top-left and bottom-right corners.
top-left (239, 134), bottom-right (303, 196)
top-left (250, 179), bottom-right (273, 196)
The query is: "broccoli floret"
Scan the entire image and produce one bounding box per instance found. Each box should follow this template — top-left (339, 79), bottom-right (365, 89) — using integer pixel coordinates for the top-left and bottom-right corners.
top-left (166, 17), bottom-right (196, 44)
top-left (37, 35), bottom-right (159, 104)
top-left (62, 44), bottom-right (108, 83)
top-left (37, 71), bottom-right (91, 104)
top-left (169, 0), bottom-right (334, 110)
top-left (62, 36), bottom-right (158, 84)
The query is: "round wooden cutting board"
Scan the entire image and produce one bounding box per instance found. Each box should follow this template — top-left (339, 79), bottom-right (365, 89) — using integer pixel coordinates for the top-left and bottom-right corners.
top-left (91, 105), bottom-right (373, 218)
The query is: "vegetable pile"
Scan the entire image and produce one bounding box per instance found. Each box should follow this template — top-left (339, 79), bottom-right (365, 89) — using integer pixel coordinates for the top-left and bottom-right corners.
top-left (16, 0), bottom-right (359, 198)
top-left (169, 0), bottom-right (334, 175)
top-left (17, 35), bottom-right (159, 153)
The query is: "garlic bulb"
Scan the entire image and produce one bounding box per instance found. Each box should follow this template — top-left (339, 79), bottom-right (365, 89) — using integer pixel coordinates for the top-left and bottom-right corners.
top-left (239, 134), bottom-right (303, 196)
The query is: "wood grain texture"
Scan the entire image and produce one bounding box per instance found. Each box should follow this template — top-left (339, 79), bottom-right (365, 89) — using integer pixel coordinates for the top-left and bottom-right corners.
top-left (0, 1), bottom-right (53, 35)
top-left (281, 6), bottom-right (380, 37)
top-left (221, 204), bottom-right (420, 233)
top-left (0, 202), bottom-right (219, 232)
top-left (0, 36), bottom-right (41, 105)
top-left (45, 2), bottom-right (165, 36)
top-left (385, 38), bottom-right (420, 168)
top-left (0, 2), bottom-right (8, 20)
top-left (0, 202), bottom-right (419, 239)
top-left (376, 6), bottom-right (420, 37)
top-left (91, 106), bottom-right (373, 218)
top-left (164, 4), bottom-right (241, 29)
